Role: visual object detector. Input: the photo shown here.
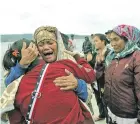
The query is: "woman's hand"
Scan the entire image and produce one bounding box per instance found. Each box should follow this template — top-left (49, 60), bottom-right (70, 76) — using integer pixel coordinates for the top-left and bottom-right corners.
top-left (86, 52), bottom-right (92, 62)
top-left (19, 42), bottom-right (39, 66)
top-left (64, 50), bottom-right (84, 57)
top-left (53, 69), bottom-right (78, 91)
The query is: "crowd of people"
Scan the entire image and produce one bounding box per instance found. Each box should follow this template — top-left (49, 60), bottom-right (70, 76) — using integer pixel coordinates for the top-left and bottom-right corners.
top-left (0, 24), bottom-right (140, 124)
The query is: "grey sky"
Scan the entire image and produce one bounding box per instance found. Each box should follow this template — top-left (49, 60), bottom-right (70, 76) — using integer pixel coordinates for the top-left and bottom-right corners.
top-left (0, 0), bottom-right (139, 34)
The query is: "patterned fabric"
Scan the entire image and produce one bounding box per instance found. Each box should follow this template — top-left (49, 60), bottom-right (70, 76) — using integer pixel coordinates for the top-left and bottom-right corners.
top-left (34, 26), bottom-right (56, 44)
top-left (0, 76), bottom-right (23, 121)
top-left (106, 24), bottom-right (140, 67)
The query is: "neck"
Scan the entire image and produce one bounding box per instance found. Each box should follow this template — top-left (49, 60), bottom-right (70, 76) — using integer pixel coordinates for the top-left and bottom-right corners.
top-left (97, 46), bottom-right (106, 53)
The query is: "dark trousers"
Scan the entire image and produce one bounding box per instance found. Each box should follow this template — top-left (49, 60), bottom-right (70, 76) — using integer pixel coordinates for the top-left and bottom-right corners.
top-left (93, 88), bottom-right (105, 118)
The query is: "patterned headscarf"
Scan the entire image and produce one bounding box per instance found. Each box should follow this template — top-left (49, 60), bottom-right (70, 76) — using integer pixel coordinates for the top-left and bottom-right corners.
top-left (106, 24), bottom-right (140, 67)
top-left (34, 26), bottom-right (76, 63)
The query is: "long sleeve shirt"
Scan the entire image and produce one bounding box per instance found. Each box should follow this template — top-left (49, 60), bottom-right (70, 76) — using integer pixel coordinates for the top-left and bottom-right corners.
top-left (5, 62), bottom-right (27, 86)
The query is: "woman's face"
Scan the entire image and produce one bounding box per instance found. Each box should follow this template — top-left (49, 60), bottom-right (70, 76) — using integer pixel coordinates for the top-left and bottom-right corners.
top-left (93, 36), bottom-right (104, 50)
top-left (110, 32), bottom-right (126, 53)
top-left (37, 40), bottom-right (58, 63)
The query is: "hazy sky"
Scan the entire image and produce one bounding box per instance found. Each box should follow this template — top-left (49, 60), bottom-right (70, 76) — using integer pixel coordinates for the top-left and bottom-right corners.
top-left (0, 0), bottom-right (140, 35)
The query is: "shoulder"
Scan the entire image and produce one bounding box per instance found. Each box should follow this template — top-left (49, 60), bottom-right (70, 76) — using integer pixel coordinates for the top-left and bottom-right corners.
top-left (134, 50), bottom-right (140, 55)
top-left (131, 50), bottom-right (140, 67)
top-left (56, 59), bottom-right (77, 66)
top-left (131, 50), bottom-right (140, 59)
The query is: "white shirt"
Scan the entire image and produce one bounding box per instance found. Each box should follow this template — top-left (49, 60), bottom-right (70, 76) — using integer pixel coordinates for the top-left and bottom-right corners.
top-left (70, 39), bottom-right (77, 51)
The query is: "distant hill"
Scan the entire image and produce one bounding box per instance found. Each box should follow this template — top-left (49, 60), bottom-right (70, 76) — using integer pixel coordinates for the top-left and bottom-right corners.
top-left (1, 34), bottom-right (33, 42)
top-left (1, 34), bottom-right (89, 42)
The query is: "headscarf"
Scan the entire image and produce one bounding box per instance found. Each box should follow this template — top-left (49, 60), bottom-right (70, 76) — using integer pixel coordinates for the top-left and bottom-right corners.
top-left (34, 26), bottom-right (76, 63)
top-left (106, 24), bottom-right (140, 67)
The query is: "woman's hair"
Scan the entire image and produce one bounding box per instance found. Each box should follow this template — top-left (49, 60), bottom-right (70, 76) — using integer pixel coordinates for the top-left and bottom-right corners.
top-left (94, 33), bottom-right (109, 45)
top-left (2, 38), bottom-right (39, 71)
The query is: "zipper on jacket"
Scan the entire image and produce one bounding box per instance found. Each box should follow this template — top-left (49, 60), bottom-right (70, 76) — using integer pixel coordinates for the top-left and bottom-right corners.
top-left (110, 58), bottom-right (119, 110)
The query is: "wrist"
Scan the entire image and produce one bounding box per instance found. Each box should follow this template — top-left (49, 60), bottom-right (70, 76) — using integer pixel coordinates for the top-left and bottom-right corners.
top-left (19, 59), bottom-right (26, 66)
top-left (74, 79), bottom-right (79, 92)
top-left (18, 61), bottom-right (30, 69)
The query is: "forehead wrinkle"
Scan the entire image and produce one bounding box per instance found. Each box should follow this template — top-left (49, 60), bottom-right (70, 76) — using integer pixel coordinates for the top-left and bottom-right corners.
top-left (39, 39), bottom-right (56, 44)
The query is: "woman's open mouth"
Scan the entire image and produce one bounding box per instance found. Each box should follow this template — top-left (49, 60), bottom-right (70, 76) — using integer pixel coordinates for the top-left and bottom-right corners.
top-left (43, 52), bottom-right (54, 59)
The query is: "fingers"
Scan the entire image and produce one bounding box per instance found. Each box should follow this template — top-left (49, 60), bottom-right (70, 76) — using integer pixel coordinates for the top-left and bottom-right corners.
top-left (26, 43), bottom-right (39, 57)
top-left (54, 75), bottom-right (71, 81)
top-left (20, 42), bottom-right (39, 65)
top-left (29, 47), bottom-right (39, 58)
top-left (55, 82), bottom-right (70, 87)
top-left (60, 86), bottom-right (73, 91)
top-left (55, 82), bottom-right (74, 91)
top-left (32, 43), bottom-right (36, 50)
top-left (34, 47), bottom-right (39, 56)
top-left (54, 77), bottom-right (72, 86)
top-left (54, 69), bottom-right (77, 91)
top-left (65, 69), bottom-right (72, 76)
top-left (28, 43), bottom-right (36, 53)
top-left (54, 77), bottom-right (69, 84)
top-left (64, 50), bottom-right (75, 56)
top-left (22, 42), bottom-right (27, 50)
top-left (54, 70), bottom-right (73, 81)
top-left (28, 42), bottom-right (33, 49)
top-left (54, 78), bottom-right (78, 90)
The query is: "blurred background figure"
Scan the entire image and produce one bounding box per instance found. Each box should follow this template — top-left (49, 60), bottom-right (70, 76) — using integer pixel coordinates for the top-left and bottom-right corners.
top-left (82, 36), bottom-right (92, 61)
top-left (69, 34), bottom-right (77, 51)
top-left (91, 34), bottom-right (95, 40)
top-left (105, 30), bottom-right (112, 41)
top-left (90, 34), bottom-right (96, 53)
top-left (105, 30), bottom-right (113, 50)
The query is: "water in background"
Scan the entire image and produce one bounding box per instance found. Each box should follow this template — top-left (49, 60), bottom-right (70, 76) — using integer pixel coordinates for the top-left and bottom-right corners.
top-left (0, 39), bottom-right (84, 94)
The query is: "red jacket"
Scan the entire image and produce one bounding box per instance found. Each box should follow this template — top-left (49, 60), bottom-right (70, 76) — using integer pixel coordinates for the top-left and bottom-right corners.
top-left (8, 58), bottom-right (95, 124)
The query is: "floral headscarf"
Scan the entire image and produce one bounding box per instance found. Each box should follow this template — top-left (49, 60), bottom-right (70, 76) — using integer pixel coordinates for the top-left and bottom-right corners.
top-left (34, 26), bottom-right (76, 63)
top-left (106, 24), bottom-right (140, 67)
